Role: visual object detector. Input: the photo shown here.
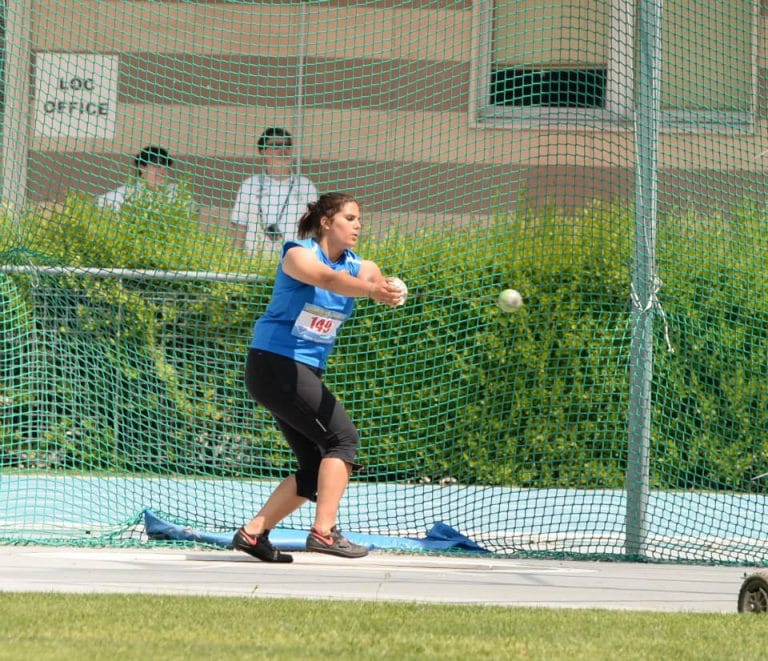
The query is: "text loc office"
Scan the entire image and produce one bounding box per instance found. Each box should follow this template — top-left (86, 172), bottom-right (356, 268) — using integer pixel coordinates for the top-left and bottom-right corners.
top-left (34, 53), bottom-right (118, 138)
top-left (44, 76), bottom-right (108, 115)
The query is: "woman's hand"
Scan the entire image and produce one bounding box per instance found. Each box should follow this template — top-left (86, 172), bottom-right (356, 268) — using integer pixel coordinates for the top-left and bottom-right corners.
top-left (367, 278), bottom-right (406, 307)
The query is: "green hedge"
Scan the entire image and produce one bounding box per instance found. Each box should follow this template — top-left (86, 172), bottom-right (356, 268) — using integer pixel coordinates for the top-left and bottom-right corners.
top-left (1, 195), bottom-right (767, 490)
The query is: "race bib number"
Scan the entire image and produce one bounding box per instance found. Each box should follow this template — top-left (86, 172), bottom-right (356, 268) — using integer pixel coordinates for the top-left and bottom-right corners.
top-left (292, 303), bottom-right (347, 344)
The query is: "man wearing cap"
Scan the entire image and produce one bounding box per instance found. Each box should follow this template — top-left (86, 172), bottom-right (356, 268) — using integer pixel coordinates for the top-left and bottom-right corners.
top-left (96, 145), bottom-right (181, 211)
top-left (230, 127), bottom-right (318, 252)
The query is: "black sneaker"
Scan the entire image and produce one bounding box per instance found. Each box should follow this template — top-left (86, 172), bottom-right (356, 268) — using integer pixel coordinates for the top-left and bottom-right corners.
top-left (306, 525), bottom-right (369, 558)
top-left (232, 527), bottom-right (293, 563)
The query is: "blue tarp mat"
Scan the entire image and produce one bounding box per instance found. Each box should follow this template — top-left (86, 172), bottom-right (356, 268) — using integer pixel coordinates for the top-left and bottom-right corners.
top-left (143, 509), bottom-right (489, 553)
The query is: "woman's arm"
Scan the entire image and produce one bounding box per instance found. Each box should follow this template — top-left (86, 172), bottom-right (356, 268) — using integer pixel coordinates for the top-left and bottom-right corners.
top-left (282, 247), bottom-right (403, 306)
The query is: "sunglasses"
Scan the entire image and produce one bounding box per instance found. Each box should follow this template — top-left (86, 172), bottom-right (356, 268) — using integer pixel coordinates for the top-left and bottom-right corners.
top-left (264, 143), bottom-right (292, 150)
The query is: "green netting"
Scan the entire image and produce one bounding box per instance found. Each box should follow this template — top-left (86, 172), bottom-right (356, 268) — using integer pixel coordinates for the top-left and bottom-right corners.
top-left (1, 0), bottom-right (767, 563)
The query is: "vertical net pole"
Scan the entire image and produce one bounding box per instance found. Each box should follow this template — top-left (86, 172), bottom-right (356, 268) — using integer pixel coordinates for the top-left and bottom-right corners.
top-left (626, 0), bottom-right (663, 558)
top-left (1, 0), bottom-right (31, 214)
top-left (294, 2), bottom-right (308, 177)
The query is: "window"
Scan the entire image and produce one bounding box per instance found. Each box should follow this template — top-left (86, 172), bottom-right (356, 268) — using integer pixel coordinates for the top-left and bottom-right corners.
top-left (490, 68), bottom-right (607, 108)
top-left (471, 0), bottom-right (757, 130)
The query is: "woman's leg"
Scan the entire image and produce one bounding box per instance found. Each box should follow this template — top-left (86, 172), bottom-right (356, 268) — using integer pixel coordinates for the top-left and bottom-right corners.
top-left (306, 454), bottom-right (368, 557)
top-left (243, 350), bottom-right (314, 533)
top-left (313, 457), bottom-right (352, 533)
top-left (242, 474), bottom-right (307, 536)
top-left (244, 349), bottom-right (366, 556)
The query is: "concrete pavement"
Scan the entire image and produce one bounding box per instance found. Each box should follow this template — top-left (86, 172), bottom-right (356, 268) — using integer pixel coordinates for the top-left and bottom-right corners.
top-left (0, 545), bottom-right (751, 613)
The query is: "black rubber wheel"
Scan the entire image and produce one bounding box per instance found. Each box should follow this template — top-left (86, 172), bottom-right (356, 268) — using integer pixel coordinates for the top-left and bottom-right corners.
top-left (738, 572), bottom-right (768, 613)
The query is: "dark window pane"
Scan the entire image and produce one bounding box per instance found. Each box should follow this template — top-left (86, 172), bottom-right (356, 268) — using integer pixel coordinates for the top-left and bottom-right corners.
top-left (490, 68), bottom-right (606, 108)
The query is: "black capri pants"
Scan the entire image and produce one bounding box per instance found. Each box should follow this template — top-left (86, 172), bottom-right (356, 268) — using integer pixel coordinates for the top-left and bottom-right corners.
top-left (245, 348), bottom-right (360, 501)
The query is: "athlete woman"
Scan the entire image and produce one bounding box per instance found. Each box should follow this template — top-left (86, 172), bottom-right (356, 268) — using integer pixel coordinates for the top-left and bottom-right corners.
top-left (232, 192), bottom-right (404, 562)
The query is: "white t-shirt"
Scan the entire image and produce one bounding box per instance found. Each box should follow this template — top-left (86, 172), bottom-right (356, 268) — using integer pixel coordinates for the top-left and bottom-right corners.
top-left (96, 180), bottom-right (180, 211)
top-left (229, 173), bottom-right (318, 252)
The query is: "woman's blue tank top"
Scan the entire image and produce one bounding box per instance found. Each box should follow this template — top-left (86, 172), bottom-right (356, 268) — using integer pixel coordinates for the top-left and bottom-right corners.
top-left (250, 238), bottom-right (362, 369)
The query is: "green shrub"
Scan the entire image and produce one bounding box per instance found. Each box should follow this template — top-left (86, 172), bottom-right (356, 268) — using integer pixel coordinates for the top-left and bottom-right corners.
top-left (1, 194), bottom-right (767, 491)
top-left (338, 203), bottom-right (633, 486)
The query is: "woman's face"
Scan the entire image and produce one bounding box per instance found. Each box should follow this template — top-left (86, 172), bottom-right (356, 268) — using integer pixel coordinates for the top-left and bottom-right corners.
top-left (324, 201), bottom-right (362, 249)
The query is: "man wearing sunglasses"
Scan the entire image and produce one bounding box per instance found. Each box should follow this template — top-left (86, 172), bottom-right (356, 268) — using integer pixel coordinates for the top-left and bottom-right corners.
top-left (230, 127), bottom-right (319, 253)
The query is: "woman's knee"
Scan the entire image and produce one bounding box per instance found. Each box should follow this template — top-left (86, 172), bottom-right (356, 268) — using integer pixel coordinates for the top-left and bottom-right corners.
top-left (324, 427), bottom-right (360, 465)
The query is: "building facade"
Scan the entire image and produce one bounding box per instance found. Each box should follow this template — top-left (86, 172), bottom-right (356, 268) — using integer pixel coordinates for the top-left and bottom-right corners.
top-left (11, 0), bottom-right (768, 234)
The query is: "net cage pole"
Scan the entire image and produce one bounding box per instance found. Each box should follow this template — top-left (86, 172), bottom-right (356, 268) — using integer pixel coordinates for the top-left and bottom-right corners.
top-left (625, 0), bottom-right (663, 558)
top-left (293, 2), bottom-right (307, 179)
top-left (1, 0), bottom-right (32, 214)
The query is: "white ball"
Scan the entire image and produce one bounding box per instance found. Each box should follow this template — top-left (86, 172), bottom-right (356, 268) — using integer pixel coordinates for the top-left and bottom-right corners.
top-left (388, 277), bottom-right (408, 306)
top-left (497, 288), bottom-right (522, 312)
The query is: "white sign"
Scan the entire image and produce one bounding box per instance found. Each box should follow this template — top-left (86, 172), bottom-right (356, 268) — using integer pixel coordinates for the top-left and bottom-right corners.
top-left (34, 53), bottom-right (118, 138)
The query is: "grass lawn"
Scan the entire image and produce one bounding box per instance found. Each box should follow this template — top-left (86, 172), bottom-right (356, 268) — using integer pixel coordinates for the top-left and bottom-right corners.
top-left (0, 592), bottom-right (763, 660)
